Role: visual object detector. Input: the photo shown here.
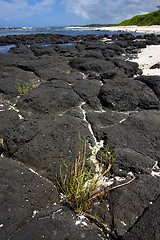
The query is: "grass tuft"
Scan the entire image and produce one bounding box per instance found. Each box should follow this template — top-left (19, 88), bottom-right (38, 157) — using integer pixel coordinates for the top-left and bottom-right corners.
top-left (15, 81), bottom-right (29, 95)
top-left (15, 79), bottom-right (40, 96)
top-left (55, 137), bottom-right (116, 213)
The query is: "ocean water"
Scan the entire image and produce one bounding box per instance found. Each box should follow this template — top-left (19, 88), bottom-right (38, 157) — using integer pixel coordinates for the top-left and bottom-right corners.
top-left (0, 26), bottom-right (141, 53)
top-left (0, 26), bottom-right (133, 37)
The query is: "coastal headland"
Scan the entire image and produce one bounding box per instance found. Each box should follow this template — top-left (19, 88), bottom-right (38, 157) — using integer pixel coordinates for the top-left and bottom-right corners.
top-left (0, 32), bottom-right (160, 240)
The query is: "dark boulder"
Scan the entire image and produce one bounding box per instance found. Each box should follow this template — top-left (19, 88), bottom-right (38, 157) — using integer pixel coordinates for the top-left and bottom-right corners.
top-left (0, 156), bottom-right (59, 240)
top-left (9, 45), bottom-right (36, 59)
top-left (111, 58), bottom-right (140, 77)
top-left (83, 41), bottom-right (106, 50)
top-left (98, 79), bottom-right (160, 111)
top-left (136, 75), bottom-right (160, 99)
top-left (86, 109), bottom-right (130, 141)
top-left (78, 50), bottom-right (105, 60)
top-left (102, 49), bottom-right (115, 59)
top-left (69, 57), bottom-right (115, 73)
top-left (150, 63), bottom-right (160, 69)
top-left (100, 69), bottom-right (127, 83)
top-left (112, 148), bottom-right (155, 175)
top-left (72, 79), bottom-right (102, 101)
top-left (3, 114), bottom-right (95, 182)
top-left (86, 109), bottom-right (160, 165)
top-left (103, 110), bottom-right (160, 162)
top-left (0, 110), bottom-right (19, 138)
top-left (30, 44), bottom-right (56, 57)
top-left (105, 43), bottom-right (125, 54)
top-left (123, 196), bottom-right (160, 240)
top-left (16, 80), bottom-right (82, 116)
top-left (133, 40), bottom-right (147, 48)
top-left (17, 56), bottom-right (72, 81)
top-left (11, 205), bottom-right (102, 240)
top-left (109, 174), bottom-right (160, 237)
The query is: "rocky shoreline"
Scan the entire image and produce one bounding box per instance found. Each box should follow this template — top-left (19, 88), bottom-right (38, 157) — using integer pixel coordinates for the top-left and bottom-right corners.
top-left (0, 33), bottom-right (160, 240)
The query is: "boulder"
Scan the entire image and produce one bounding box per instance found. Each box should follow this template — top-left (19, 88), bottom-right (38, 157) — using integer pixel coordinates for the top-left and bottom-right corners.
top-left (111, 58), bottom-right (140, 77)
top-left (30, 44), bottom-right (56, 57)
top-left (105, 43), bottom-right (124, 54)
top-left (16, 80), bottom-right (82, 116)
top-left (72, 79), bottom-right (102, 101)
top-left (0, 110), bottom-right (19, 138)
top-left (16, 56), bottom-right (71, 81)
top-left (109, 175), bottom-right (160, 237)
top-left (136, 75), bottom-right (160, 99)
top-left (69, 57), bottom-right (115, 73)
top-left (0, 156), bottom-right (59, 240)
top-left (83, 41), bottom-right (107, 50)
top-left (150, 63), bottom-right (160, 69)
top-left (123, 196), bottom-right (160, 240)
top-left (9, 45), bottom-right (36, 59)
top-left (11, 205), bottom-right (102, 240)
top-left (86, 109), bottom-right (160, 166)
top-left (98, 79), bottom-right (160, 111)
top-left (78, 50), bottom-right (105, 60)
top-left (3, 114), bottom-right (95, 182)
top-left (103, 110), bottom-right (160, 162)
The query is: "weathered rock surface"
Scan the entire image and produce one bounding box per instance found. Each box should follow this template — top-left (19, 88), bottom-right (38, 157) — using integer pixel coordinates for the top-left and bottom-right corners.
top-left (136, 75), bottom-right (160, 99)
top-left (69, 57), bottom-right (115, 73)
top-left (11, 205), bottom-right (102, 240)
top-left (0, 157), bottom-right (59, 240)
top-left (98, 80), bottom-right (160, 111)
top-left (0, 110), bottom-right (19, 138)
top-left (72, 79), bottom-right (102, 101)
top-left (111, 58), bottom-right (139, 77)
top-left (109, 174), bottom-right (160, 237)
top-left (0, 33), bottom-right (160, 239)
top-left (16, 80), bottom-right (82, 116)
top-left (3, 114), bottom-right (95, 181)
top-left (123, 196), bottom-right (160, 240)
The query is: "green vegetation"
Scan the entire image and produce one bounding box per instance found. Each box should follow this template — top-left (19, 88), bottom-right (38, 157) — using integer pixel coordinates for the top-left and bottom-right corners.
top-left (15, 79), bottom-right (38, 96)
top-left (117, 10), bottom-right (160, 26)
top-left (61, 69), bottom-right (71, 75)
top-left (15, 81), bottom-right (29, 95)
top-left (82, 24), bottom-right (114, 27)
top-left (56, 137), bottom-right (116, 214)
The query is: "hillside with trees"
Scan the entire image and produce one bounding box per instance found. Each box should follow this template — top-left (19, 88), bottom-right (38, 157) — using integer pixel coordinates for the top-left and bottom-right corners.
top-left (118, 8), bottom-right (160, 26)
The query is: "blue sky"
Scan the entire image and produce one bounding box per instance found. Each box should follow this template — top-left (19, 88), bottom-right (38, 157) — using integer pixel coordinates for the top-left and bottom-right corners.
top-left (0, 0), bottom-right (159, 27)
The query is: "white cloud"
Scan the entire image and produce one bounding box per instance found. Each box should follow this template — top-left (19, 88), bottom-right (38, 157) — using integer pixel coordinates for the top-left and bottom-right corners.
top-left (0, 0), bottom-right (56, 22)
top-left (62, 0), bottom-right (160, 23)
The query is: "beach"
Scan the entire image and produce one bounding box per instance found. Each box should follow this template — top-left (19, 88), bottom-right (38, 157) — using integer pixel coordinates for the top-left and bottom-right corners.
top-left (96, 25), bottom-right (160, 34)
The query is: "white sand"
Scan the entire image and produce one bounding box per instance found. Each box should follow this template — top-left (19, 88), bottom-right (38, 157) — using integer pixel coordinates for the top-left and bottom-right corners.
top-left (97, 25), bottom-right (160, 34)
top-left (130, 45), bottom-right (160, 76)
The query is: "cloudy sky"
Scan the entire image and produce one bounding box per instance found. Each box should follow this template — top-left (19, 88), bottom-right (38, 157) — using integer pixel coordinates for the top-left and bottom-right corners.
top-left (0, 0), bottom-right (159, 27)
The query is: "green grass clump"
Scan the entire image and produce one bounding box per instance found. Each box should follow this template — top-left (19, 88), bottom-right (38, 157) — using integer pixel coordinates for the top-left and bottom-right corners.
top-left (15, 79), bottom-right (38, 96)
top-left (61, 69), bottom-right (71, 75)
top-left (56, 137), bottom-right (116, 214)
top-left (15, 81), bottom-right (29, 95)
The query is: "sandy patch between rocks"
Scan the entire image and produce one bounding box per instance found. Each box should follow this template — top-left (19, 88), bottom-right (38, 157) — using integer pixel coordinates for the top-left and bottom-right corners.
top-left (131, 45), bottom-right (160, 76)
